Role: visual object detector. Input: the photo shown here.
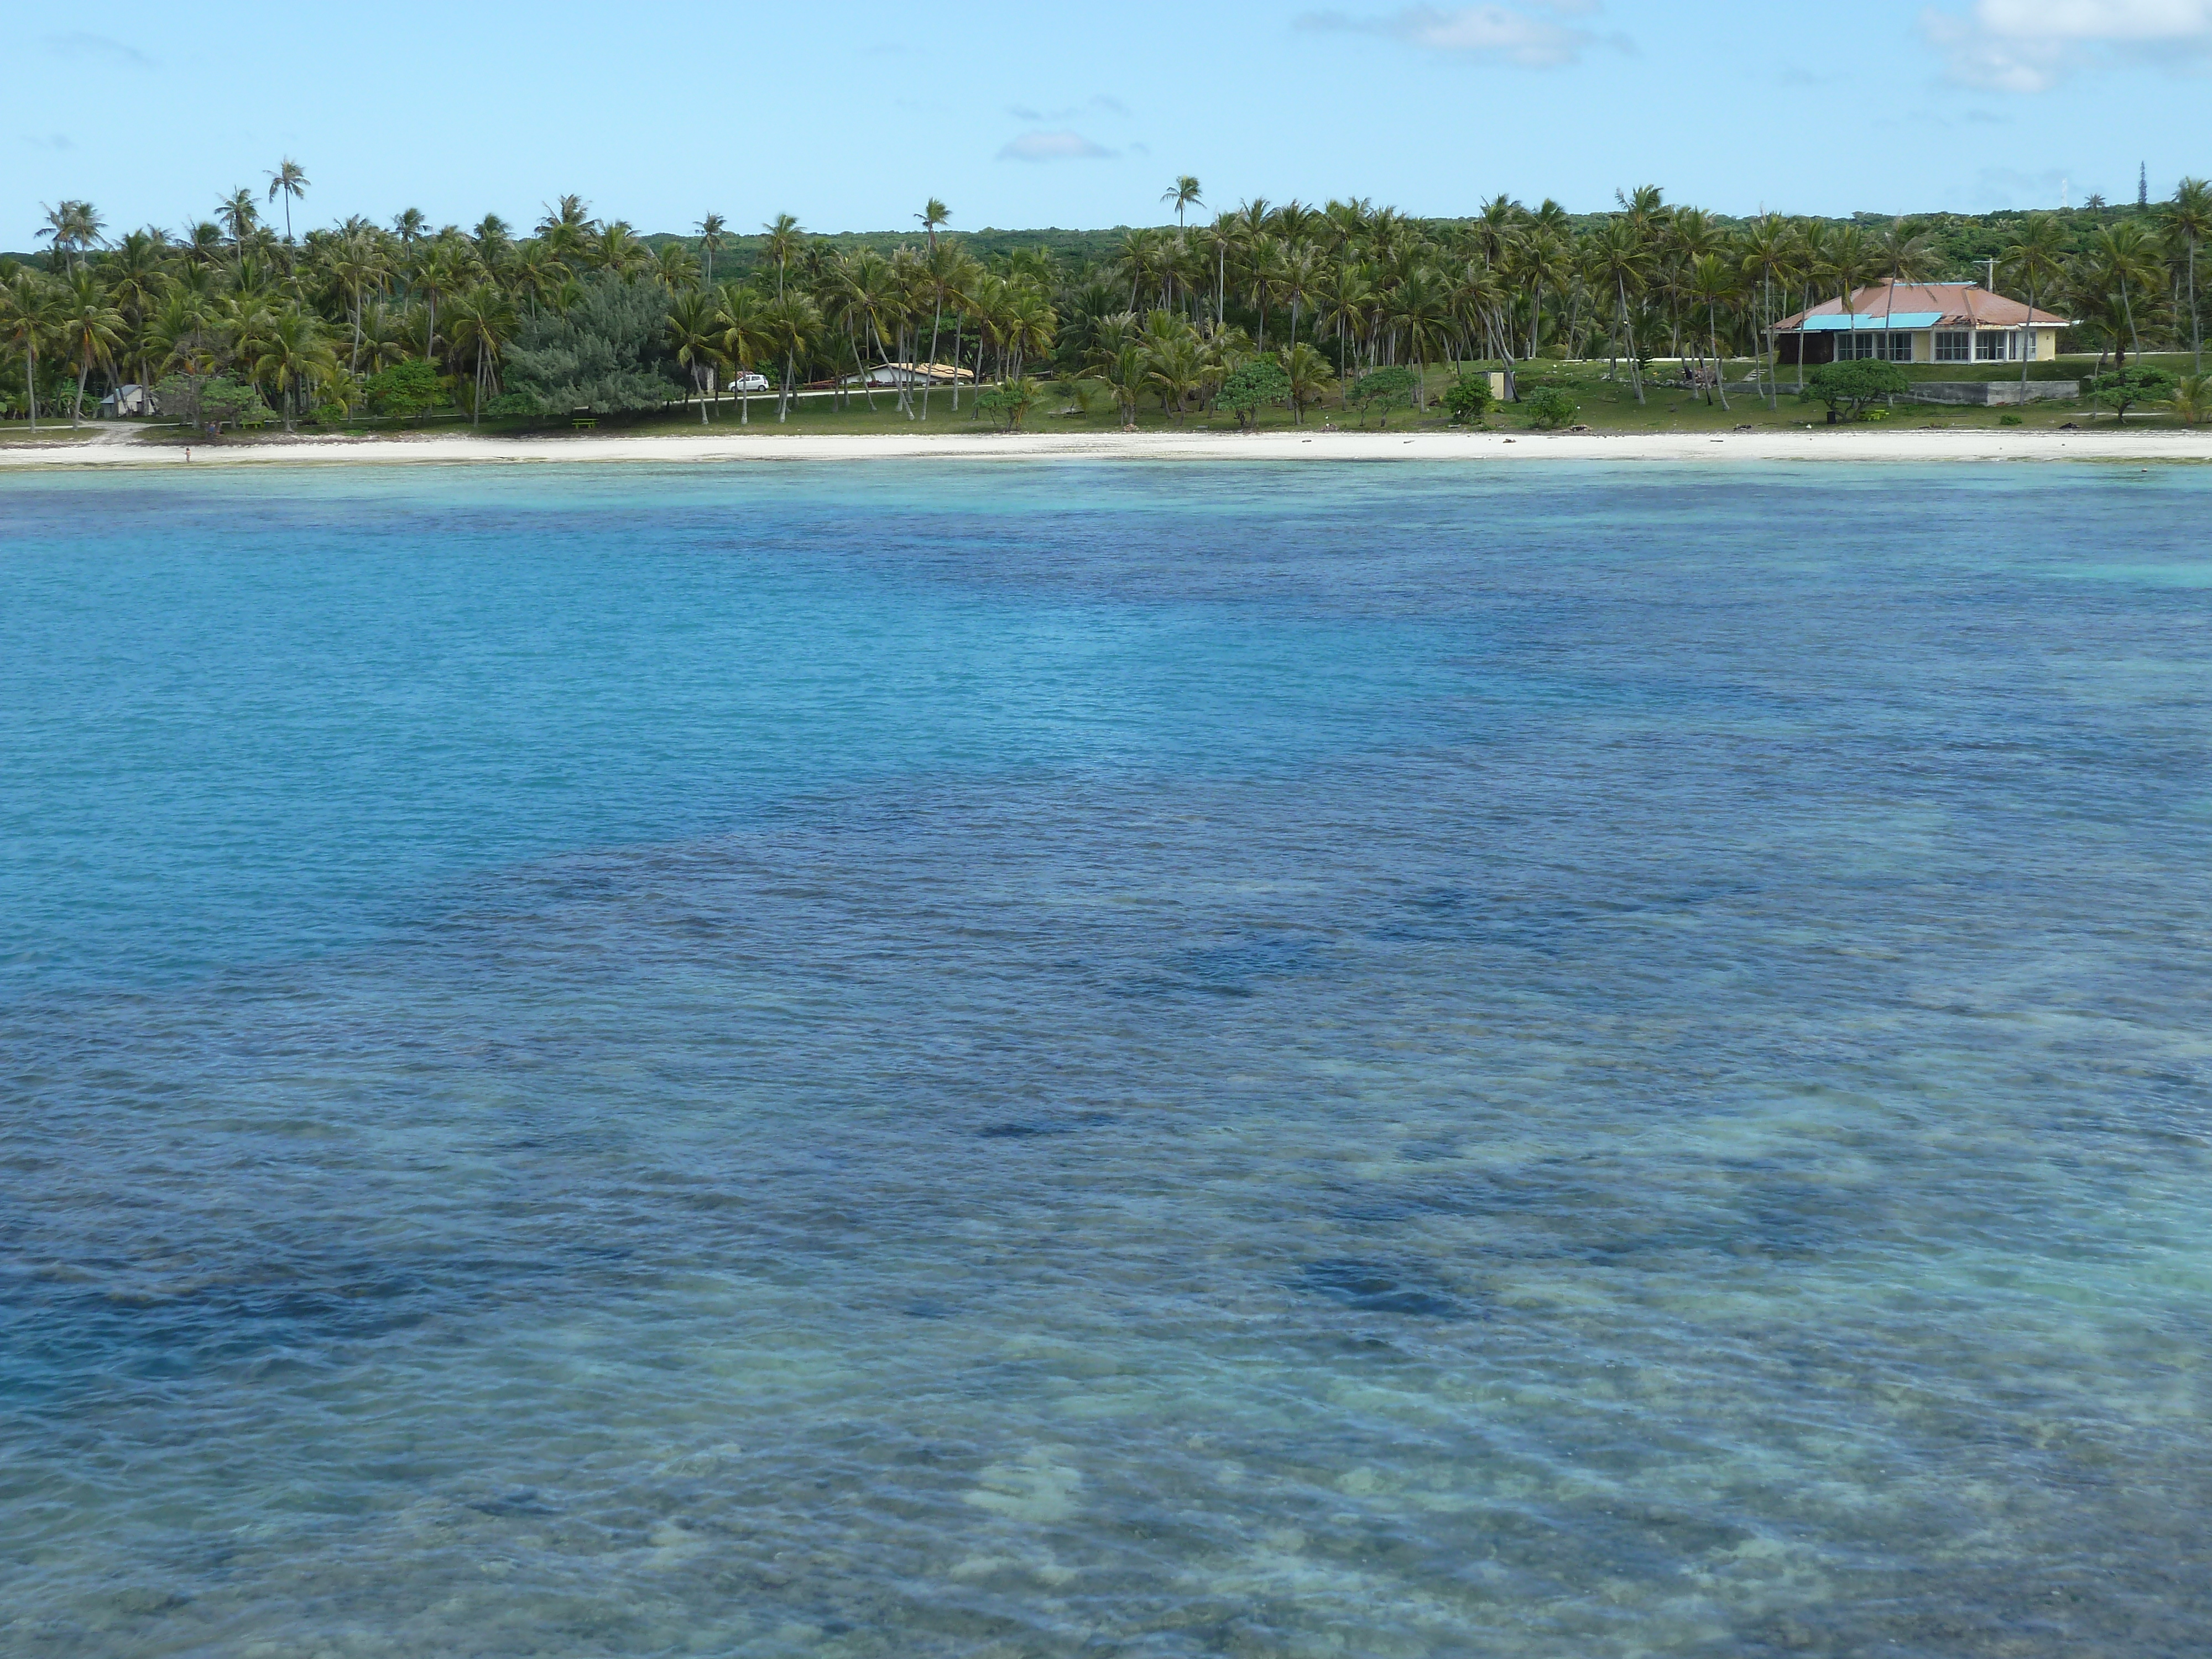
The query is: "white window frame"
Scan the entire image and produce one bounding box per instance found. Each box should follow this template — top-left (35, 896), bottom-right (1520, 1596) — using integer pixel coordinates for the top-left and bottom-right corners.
top-left (1974, 330), bottom-right (2006, 362)
top-left (1935, 330), bottom-right (1970, 363)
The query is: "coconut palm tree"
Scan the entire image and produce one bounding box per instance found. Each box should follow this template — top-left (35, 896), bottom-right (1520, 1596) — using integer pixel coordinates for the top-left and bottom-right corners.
top-left (54, 273), bottom-right (126, 425)
top-left (266, 159), bottom-right (309, 242)
top-left (662, 286), bottom-right (722, 424)
top-left (1686, 253), bottom-right (1738, 410)
top-left (252, 302), bottom-right (339, 430)
top-left (2164, 178), bottom-right (2211, 372)
top-left (713, 281), bottom-right (773, 425)
top-left (2082, 221), bottom-right (2166, 367)
top-left (1280, 341), bottom-right (1333, 424)
top-left (1871, 220), bottom-right (1934, 359)
top-left (1587, 217), bottom-right (1653, 401)
top-left (762, 214), bottom-right (804, 300)
top-left (38, 200), bottom-right (105, 276)
top-left (1163, 176), bottom-right (1202, 228)
top-left (218, 189), bottom-right (260, 248)
top-left (1735, 214), bottom-right (1794, 406)
top-left (759, 291), bottom-right (821, 421)
top-left (0, 269), bottom-right (58, 431)
top-left (695, 213), bottom-right (728, 286)
top-left (445, 284), bottom-right (519, 425)
top-left (1999, 214), bottom-right (2069, 394)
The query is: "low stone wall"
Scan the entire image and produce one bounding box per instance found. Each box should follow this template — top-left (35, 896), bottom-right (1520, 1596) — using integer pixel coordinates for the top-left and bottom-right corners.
top-left (1905, 380), bottom-right (2080, 406)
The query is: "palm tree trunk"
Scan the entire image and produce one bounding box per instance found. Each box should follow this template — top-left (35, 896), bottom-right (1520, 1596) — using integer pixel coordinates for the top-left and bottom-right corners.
top-left (1709, 304), bottom-right (1730, 411)
top-left (923, 298), bottom-right (941, 420)
top-left (26, 352), bottom-right (36, 434)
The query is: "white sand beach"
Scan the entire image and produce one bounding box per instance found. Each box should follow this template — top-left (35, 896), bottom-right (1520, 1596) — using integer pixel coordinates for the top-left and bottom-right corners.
top-left (4, 422), bottom-right (2211, 469)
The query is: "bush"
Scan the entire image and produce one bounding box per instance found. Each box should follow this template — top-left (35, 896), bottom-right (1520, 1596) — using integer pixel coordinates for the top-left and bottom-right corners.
top-left (1521, 385), bottom-right (1578, 430)
top-left (154, 373), bottom-right (270, 432)
top-left (1802, 359), bottom-right (1909, 420)
top-left (364, 359), bottom-right (444, 422)
top-left (1218, 357), bottom-right (1290, 429)
top-left (1998, 413), bottom-right (2023, 425)
top-left (484, 391), bottom-right (541, 419)
top-left (976, 377), bottom-right (1041, 431)
top-left (1349, 365), bottom-right (1417, 426)
top-left (1441, 374), bottom-right (1493, 424)
top-left (2085, 366), bottom-right (2178, 420)
top-left (2171, 372), bottom-right (2211, 426)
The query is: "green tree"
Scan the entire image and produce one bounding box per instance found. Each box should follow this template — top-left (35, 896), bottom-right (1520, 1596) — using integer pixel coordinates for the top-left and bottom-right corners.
top-left (252, 303), bottom-right (340, 431)
top-left (364, 358), bottom-right (445, 423)
top-left (1280, 341), bottom-right (1334, 424)
top-left (2086, 365), bottom-right (2176, 420)
top-left (54, 273), bottom-right (125, 425)
top-left (505, 274), bottom-right (685, 417)
top-left (445, 284), bottom-right (520, 425)
top-left (664, 285), bottom-right (722, 424)
top-left (0, 268), bottom-right (58, 431)
top-left (1520, 383), bottom-right (1578, 429)
top-left (2169, 371), bottom-right (2211, 425)
top-left (1218, 356), bottom-right (1289, 428)
top-left (2000, 214), bottom-right (2069, 395)
top-left (1349, 363), bottom-right (1416, 426)
top-left (975, 375), bottom-right (1041, 430)
top-left (695, 212), bottom-right (728, 286)
top-left (266, 158), bottom-right (309, 242)
top-left (1803, 358), bottom-right (1908, 420)
top-left (2165, 178), bottom-right (2211, 372)
top-left (1162, 175), bottom-right (1203, 228)
top-left (713, 281), bottom-right (773, 425)
top-left (1441, 372), bottom-right (1493, 424)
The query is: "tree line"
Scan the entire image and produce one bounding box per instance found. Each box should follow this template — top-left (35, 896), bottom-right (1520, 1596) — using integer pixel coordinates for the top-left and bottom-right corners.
top-left (3, 165), bottom-right (2208, 434)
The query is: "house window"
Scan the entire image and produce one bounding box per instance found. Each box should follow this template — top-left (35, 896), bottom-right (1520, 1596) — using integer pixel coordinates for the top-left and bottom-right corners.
top-left (1837, 332), bottom-right (1877, 361)
top-left (1935, 331), bottom-right (1970, 363)
top-left (1887, 333), bottom-right (1916, 362)
top-left (1975, 331), bottom-right (2006, 361)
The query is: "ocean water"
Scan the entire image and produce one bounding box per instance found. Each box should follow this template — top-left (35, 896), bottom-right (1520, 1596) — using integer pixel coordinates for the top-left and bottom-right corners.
top-left (3, 460), bottom-right (2208, 1658)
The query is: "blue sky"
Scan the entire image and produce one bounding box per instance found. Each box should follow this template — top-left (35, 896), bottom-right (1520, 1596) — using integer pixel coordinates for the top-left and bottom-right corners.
top-left (11, 1), bottom-right (2209, 247)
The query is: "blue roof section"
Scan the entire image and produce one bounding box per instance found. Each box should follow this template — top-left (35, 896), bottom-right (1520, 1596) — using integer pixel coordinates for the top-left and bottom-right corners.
top-left (1799, 312), bottom-right (1944, 331)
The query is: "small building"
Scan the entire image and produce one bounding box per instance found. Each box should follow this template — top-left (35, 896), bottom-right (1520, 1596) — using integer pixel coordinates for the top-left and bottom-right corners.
top-left (1773, 283), bottom-right (2068, 366)
top-left (838, 362), bottom-right (975, 388)
top-left (98, 383), bottom-right (154, 418)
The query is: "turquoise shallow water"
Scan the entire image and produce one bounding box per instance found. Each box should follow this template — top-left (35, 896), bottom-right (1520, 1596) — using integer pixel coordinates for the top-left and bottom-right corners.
top-left (3, 461), bottom-right (2209, 1657)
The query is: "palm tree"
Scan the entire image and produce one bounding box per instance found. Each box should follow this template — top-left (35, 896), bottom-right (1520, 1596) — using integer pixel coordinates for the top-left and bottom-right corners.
top-left (266, 158), bottom-right (309, 242)
top-left (762, 213), bottom-right (804, 299)
top-left (1588, 217), bottom-right (1652, 401)
top-left (2165, 178), bottom-right (2211, 372)
top-left (2000, 214), bottom-right (2069, 394)
top-left (1686, 253), bottom-right (1738, 411)
top-left (252, 302), bottom-right (338, 431)
top-left (918, 236), bottom-right (964, 419)
top-left (38, 200), bottom-right (105, 276)
top-left (2083, 221), bottom-right (2166, 367)
top-left (0, 269), bottom-right (58, 431)
top-left (759, 291), bottom-right (821, 421)
top-left (54, 273), bottom-right (126, 425)
top-left (218, 189), bottom-right (260, 247)
top-left (665, 286), bottom-right (722, 424)
top-left (1872, 220), bottom-right (1934, 360)
top-left (713, 281), bottom-right (773, 424)
top-left (916, 197), bottom-right (950, 253)
top-left (1736, 215), bottom-right (1794, 407)
top-left (445, 284), bottom-right (519, 425)
top-left (1163, 176), bottom-right (1202, 228)
top-left (696, 213), bottom-right (728, 286)
top-left (1279, 341), bottom-right (1333, 424)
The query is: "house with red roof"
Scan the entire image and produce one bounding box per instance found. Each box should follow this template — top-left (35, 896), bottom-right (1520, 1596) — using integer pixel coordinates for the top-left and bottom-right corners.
top-left (1773, 282), bottom-right (2068, 367)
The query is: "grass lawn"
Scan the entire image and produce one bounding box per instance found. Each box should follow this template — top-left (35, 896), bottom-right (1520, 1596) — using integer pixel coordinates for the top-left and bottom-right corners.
top-left (101, 350), bottom-right (2211, 447)
top-left (0, 424), bottom-right (103, 446)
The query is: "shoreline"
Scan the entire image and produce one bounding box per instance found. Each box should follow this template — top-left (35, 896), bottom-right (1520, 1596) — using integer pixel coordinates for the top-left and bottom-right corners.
top-left (4, 424), bottom-right (2211, 470)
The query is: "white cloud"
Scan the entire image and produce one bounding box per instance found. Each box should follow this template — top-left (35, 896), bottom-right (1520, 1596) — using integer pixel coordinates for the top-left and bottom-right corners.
top-left (997, 131), bottom-right (1118, 163)
top-left (1297, 4), bottom-right (1599, 68)
top-left (1922, 0), bottom-right (2212, 90)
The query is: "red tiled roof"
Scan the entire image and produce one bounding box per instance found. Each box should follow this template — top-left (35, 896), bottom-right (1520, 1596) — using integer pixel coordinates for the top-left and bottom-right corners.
top-left (1774, 282), bottom-right (2068, 331)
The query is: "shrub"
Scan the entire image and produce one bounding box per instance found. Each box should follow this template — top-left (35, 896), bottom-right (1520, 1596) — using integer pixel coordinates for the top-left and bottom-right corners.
top-left (154, 373), bottom-right (270, 432)
top-left (1802, 359), bottom-right (1909, 420)
top-left (2085, 366), bottom-right (2177, 419)
top-left (484, 391), bottom-right (541, 419)
top-left (976, 377), bottom-right (1041, 431)
top-left (2171, 372), bottom-right (2211, 426)
top-left (1349, 364), bottom-right (1417, 426)
top-left (1998, 413), bottom-right (2023, 425)
top-left (364, 359), bottom-right (445, 423)
top-left (504, 274), bottom-right (685, 415)
top-left (1521, 384), bottom-right (1579, 430)
top-left (1441, 374), bottom-right (1493, 424)
top-left (1218, 357), bottom-right (1290, 429)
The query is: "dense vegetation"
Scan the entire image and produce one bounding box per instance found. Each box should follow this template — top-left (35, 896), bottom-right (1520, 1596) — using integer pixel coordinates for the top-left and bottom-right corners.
top-left (4, 168), bottom-right (2208, 433)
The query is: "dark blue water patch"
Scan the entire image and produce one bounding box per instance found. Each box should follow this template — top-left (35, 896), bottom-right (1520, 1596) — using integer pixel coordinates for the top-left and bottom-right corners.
top-left (976, 1112), bottom-right (1117, 1140)
top-left (1298, 1259), bottom-right (1467, 1318)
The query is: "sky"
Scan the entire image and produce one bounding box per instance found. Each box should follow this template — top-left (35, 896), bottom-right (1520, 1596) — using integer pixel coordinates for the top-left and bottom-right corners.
top-left (10, 1), bottom-right (2210, 248)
